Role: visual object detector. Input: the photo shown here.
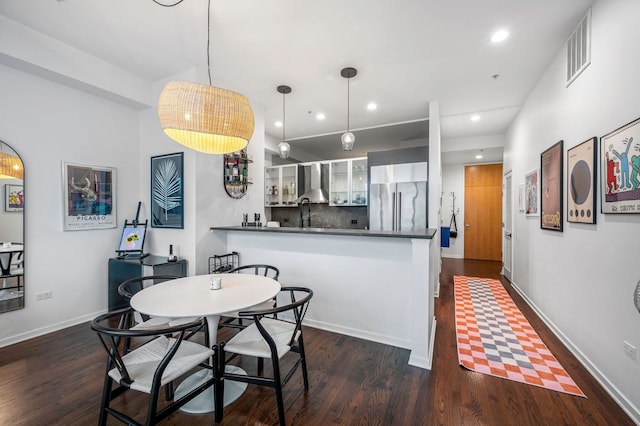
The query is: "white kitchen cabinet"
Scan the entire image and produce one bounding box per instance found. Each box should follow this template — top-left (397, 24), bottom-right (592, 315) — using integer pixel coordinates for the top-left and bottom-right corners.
top-left (265, 164), bottom-right (298, 207)
top-left (329, 157), bottom-right (367, 206)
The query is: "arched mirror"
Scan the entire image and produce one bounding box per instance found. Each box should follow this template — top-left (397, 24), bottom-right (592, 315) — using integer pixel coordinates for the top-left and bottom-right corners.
top-left (0, 140), bottom-right (24, 313)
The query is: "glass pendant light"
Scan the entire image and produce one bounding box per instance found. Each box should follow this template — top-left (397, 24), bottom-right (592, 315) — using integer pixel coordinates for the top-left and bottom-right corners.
top-left (277, 85), bottom-right (292, 159)
top-left (340, 67), bottom-right (357, 151)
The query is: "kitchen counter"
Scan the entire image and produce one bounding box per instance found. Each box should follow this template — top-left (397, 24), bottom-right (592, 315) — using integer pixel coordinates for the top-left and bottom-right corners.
top-left (211, 225), bottom-right (438, 370)
top-left (211, 225), bottom-right (436, 239)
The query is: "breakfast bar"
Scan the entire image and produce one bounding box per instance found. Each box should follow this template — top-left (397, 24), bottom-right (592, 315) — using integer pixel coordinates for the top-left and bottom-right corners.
top-left (211, 226), bottom-right (438, 370)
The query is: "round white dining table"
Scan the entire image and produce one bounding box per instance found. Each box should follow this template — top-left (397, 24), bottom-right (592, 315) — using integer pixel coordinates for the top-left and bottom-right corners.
top-left (130, 272), bottom-right (280, 414)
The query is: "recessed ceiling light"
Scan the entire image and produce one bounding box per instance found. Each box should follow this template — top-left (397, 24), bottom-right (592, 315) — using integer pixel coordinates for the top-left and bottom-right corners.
top-left (471, 115), bottom-right (481, 122)
top-left (316, 113), bottom-right (325, 120)
top-left (367, 102), bottom-right (377, 111)
top-left (274, 121), bottom-right (283, 127)
top-left (491, 29), bottom-right (509, 43)
top-left (475, 154), bottom-right (483, 159)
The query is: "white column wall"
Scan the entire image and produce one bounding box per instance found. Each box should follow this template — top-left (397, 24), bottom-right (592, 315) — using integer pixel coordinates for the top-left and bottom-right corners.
top-left (505, 0), bottom-right (640, 420)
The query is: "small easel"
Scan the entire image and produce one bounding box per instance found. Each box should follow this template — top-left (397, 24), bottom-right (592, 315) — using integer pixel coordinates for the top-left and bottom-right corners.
top-left (116, 202), bottom-right (149, 260)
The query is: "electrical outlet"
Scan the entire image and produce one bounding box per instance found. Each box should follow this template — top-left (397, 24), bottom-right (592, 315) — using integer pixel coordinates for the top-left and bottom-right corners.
top-left (35, 291), bottom-right (53, 301)
top-left (351, 219), bottom-right (357, 224)
top-left (623, 341), bottom-right (637, 360)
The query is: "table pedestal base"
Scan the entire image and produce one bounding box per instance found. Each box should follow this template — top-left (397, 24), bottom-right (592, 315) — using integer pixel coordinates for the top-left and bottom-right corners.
top-left (175, 366), bottom-right (248, 414)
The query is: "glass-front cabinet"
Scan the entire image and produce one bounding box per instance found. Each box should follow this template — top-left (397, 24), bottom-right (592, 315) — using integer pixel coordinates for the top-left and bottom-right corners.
top-left (265, 164), bottom-right (298, 207)
top-left (329, 157), bottom-right (367, 206)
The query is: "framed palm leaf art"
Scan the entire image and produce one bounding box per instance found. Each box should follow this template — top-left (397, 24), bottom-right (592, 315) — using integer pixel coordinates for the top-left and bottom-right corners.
top-left (151, 152), bottom-right (183, 229)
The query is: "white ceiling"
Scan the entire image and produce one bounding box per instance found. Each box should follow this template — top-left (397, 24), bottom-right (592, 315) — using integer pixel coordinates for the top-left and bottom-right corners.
top-left (0, 0), bottom-right (593, 162)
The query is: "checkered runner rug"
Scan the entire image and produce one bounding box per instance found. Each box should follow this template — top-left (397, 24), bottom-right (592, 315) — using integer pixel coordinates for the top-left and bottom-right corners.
top-left (454, 275), bottom-right (585, 397)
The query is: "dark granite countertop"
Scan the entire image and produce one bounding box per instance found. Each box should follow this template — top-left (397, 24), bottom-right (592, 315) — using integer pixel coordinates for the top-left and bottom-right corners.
top-left (211, 226), bottom-right (436, 239)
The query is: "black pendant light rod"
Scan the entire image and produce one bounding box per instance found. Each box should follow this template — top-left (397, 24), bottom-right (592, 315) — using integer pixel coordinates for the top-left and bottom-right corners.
top-left (341, 67), bottom-right (357, 132)
top-left (277, 85), bottom-right (292, 143)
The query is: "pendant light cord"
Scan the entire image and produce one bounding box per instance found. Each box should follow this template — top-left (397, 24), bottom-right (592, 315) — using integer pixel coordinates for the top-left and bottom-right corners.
top-left (346, 77), bottom-right (350, 132)
top-left (152, 0), bottom-right (212, 85)
top-left (282, 92), bottom-right (286, 142)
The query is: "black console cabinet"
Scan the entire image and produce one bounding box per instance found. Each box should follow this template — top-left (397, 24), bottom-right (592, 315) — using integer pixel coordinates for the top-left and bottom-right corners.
top-left (108, 255), bottom-right (187, 311)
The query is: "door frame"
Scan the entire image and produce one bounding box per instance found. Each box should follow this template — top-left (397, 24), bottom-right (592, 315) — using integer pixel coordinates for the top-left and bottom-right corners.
top-left (502, 169), bottom-right (513, 281)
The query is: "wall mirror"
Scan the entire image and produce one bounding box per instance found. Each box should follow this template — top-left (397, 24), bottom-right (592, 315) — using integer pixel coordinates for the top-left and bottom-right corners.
top-left (0, 140), bottom-right (24, 313)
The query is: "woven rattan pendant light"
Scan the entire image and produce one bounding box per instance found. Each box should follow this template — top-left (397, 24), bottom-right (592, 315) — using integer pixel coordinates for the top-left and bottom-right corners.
top-left (0, 142), bottom-right (23, 180)
top-left (157, 0), bottom-right (254, 154)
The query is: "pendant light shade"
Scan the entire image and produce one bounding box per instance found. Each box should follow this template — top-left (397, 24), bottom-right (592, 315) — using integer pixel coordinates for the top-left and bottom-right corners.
top-left (341, 67), bottom-right (357, 151)
top-left (277, 85), bottom-right (292, 159)
top-left (0, 152), bottom-right (23, 180)
top-left (158, 81), bottom-right (255, 154)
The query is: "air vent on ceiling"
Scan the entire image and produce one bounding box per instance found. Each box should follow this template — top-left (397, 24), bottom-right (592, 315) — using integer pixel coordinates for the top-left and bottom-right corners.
top-left (566, 8), bottom-right (591, 86)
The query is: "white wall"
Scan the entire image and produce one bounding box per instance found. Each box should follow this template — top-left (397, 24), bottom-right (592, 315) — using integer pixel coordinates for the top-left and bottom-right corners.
top-left (504, 0), bottom-right (640, 420)
top-left (0, 64), bottom-right (140, 345)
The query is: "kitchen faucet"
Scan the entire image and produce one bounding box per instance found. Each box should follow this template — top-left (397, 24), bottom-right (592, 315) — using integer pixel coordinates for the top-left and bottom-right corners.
top-left (299, 197), bottom-right (311, 228)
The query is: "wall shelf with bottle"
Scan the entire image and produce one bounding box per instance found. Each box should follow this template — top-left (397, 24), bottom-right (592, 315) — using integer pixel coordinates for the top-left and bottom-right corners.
top-left (329, 157), bottom-right (368, 206)
top-left (223, 149), bottom-right (252, 199)
top-left (265, 164), bottom-right (298, 207)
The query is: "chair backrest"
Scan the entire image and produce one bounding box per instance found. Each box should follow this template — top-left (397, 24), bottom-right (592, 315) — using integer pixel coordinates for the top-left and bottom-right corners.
top-left (90, 307), bottom-right (206, 387)
top-left (238, 287), bottom-right (312, 348)
top-left (117, 275), bottom-right (180, 300)
top-left (227, 264), bottom-right (280, 281)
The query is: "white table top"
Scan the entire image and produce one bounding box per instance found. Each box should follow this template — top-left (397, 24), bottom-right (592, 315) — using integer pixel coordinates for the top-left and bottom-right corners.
top-left (0, 243), bottom-right (23, 253)
top-left (130, 273), bottom-right (281, 319)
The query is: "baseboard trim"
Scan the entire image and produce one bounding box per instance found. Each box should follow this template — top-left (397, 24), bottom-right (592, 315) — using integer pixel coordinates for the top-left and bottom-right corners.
top-left (303, 318), bottom-right (411, 350)
top-left (0, 309), bottom-right (106, 348)
top-left (510, 281), bottom-right (640, 424)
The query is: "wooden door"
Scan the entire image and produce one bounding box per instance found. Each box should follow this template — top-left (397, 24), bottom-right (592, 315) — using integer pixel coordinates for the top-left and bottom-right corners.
top-left (464, 164), bottom-right (503, 261)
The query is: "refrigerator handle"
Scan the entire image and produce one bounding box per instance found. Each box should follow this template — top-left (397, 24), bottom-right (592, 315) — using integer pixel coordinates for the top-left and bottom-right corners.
top-left (392, 191), bottom-right (396, 231)
top-left (397, 191), bottom-right (402, 231)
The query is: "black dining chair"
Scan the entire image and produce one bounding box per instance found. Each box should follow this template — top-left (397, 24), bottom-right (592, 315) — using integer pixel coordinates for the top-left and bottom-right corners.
top-left (215, 287), bottom-right (313, 426)
top-left (118, 275), bottom-right (208, 347)
top-left (91, 307), bottom-right (216, 426)
top-left (218, 264), bottom-right (280, 331)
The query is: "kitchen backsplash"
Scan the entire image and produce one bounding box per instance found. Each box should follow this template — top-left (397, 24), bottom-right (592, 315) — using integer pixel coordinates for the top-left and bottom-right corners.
top-left (269, 205), bottom-right (368, 229)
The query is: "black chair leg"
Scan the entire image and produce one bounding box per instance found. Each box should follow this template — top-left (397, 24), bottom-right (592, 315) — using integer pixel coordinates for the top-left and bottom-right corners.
top-left (257, 357), bottom-right (264, 375)
top-left (98, 374), bottom-right (113, 426)
top-left (214, 344), bottom-right (225, 423)
top-left (298, 335), bottom-right (309, 390)
top-left (272, 360), bottom-right (286, 426)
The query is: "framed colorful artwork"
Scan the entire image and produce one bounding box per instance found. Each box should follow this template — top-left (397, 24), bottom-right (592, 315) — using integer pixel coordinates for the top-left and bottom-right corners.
top-left (62, 162), bottom-right (116, 231)
top-left (567, 137), bottom-right (597, 223)
top-left (524, 169), bottom-right (539, 217)
top-left (600, 116), bottom-right (640, 213)
top-left (5, 184), bottom-right (23, 212)
top-left (540, 140), bottom-right (563, 231)
top-left (151, 152), bottom-right (184, 229)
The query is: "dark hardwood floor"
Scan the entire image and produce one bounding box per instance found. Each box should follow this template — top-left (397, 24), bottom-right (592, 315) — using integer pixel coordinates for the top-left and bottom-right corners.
top-left (0, 259), bottom-right (633, 425)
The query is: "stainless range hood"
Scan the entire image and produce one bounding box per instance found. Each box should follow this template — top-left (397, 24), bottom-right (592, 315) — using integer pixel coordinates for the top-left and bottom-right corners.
top-left (296, 162), bottom-right (329, 203)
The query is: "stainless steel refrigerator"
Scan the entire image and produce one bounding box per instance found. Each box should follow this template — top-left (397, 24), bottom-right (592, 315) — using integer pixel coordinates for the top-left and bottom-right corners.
top-left (369, 162), bottom-right (428, 231)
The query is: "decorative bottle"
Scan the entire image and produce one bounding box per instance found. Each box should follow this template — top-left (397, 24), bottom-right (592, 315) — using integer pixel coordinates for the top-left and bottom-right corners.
top-left (232, 159), bottom-right (239, 182)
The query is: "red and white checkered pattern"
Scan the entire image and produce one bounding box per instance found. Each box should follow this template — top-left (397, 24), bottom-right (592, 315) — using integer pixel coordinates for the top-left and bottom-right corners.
top-left (454, 275), bottom-right (586, 397)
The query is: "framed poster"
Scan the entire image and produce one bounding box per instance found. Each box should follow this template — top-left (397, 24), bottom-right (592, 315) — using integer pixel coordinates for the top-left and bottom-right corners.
top-left (5, 184), bottom-right (23, 212)
top-left (524, 169), bottom-right (539, 217)
top-left (567, 137), bottom-right (597, 223)
top-left (62, 162), bottom-right (116, 231)
top-left (540, 140), bottom-right (563, 231)
top-left (151, 152), bottom-right (184, 229)
top-left (600, 116), bottom-right (640, 213)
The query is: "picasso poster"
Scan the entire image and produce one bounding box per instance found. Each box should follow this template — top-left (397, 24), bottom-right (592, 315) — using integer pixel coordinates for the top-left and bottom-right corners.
top-left (540, 140), bottom-right (563, 231)
top-left (601, 116), bottom-right (640, 213)
top-left (5, 184), bottom-right (23, 212)
top-left (62, 162), bottom-right (116, 231)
